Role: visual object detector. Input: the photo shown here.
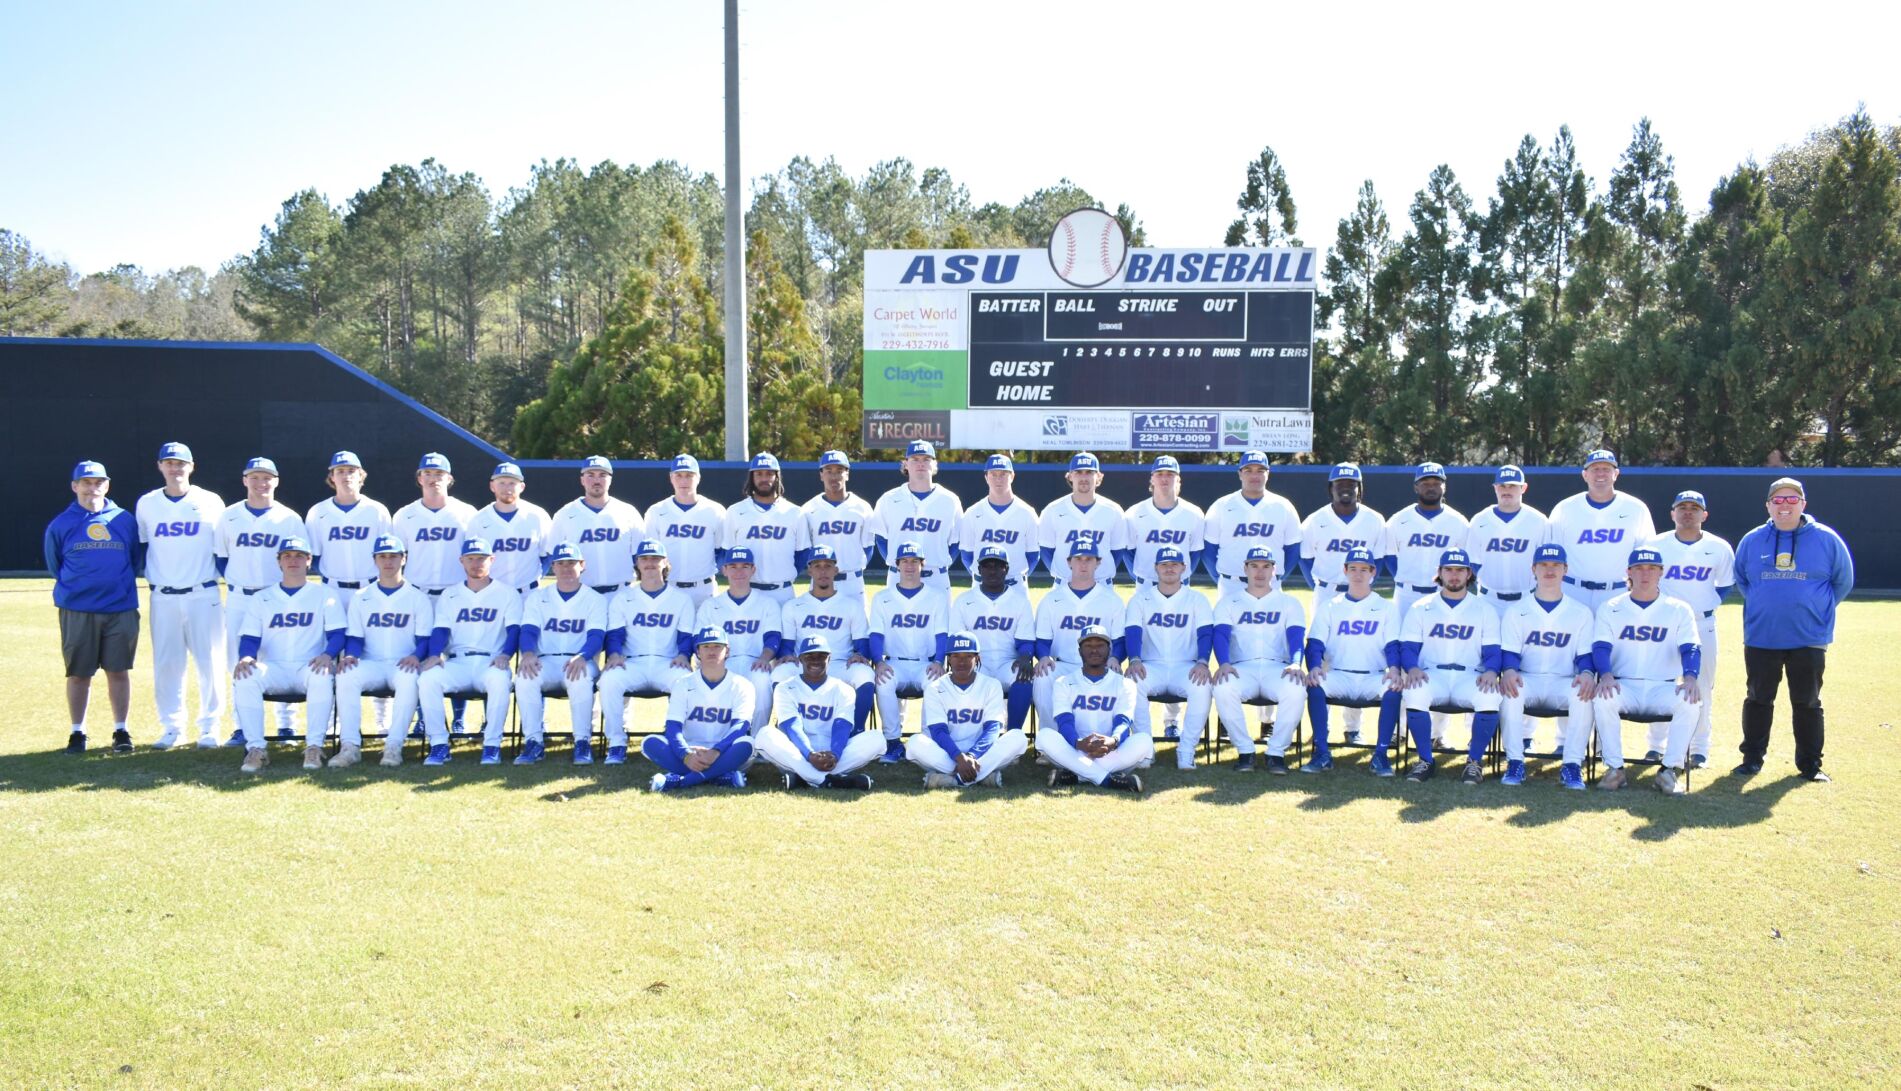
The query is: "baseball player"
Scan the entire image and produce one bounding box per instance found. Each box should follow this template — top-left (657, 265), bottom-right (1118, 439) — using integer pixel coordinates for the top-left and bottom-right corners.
top-left (550, 455), bottom-right (645, 595)
top-left (1643, 491), bottom-right (1734, 769)
top-left (1385, 462), bottom-right (1470, 747)
top-left (871, 440), bottom-right (962, 591)
top-left (1395, 549), bottom-right (1503, 784)
top-left (1210, 547), bottom-right (1307, 773)
top-left (1547, 450), bottom-right (1656, 612)
top-left (305, 450), bottom-right (393, 595)
top-left (464, 461), bottom-right (554, 595)
top-left (643, 454), bottom-right (725, 606)
top-left (949, 546), bottom-right (1036, 734)
top-left (1495, 544), bottom-right (1597, 789)
top-left (868, 542), bottom-right (952, 761)
top-left (1043, 625), bottom-right (1149, 794)
top-left (418, 538), bottom-right (520, 766)
top-left (391, 453), bottom-right (477, 593)
top-left (597, 540), bottom-right (699, 764)
top-left (759, 638), bottom-right (882, 790)
top-left (1032, 541), bottom-right (1128, 729)
top-left (1298, 463), bottom-right (1384, 742)
top-left (956, 453), bottom-right (1039, 586)
top-left (1124, 545), bottom-right (1215, 767)
top-left (1592, 547), bottom-right (1703, 794)
top-left (1123, 456), bottom-right (1206, 586)
top-left (230, 537), bottom-right (344, 774)
top-left (1202, 450), bottom-right (1302, 591)
top-left (800, 450), bottom-right (877, 595)
top-left (695, 546), bottom-right (784, 732)
top-left (772, 545), bottom-right (875, 729)
top-left (214, 456), bottom-right (309, 743)
top-left (1301, 548), bottom-right (1404, 775)
top-left (135, 441), bottom-right (226, 748)
top-left (644, 627), bottom-right (757, 792)
top-left (909, 631), bottom-right (1029, 788)
top-left (1038, 451), bottom-right (1130, 584)
top-left (722, 452), bottom-right (810, 605)
top-left (1466, 465), bottom-right (1550, 612)
top-left (512, 542), bottom-right (607, 765)
top-left (334, 535), bottom-right (433, 770)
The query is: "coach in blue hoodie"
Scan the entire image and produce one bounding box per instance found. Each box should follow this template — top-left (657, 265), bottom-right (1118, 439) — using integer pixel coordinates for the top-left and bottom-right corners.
top-left (44, 460), bottom-right (146, 755)
top-left (1732, 477), bottom-right (1853, 781)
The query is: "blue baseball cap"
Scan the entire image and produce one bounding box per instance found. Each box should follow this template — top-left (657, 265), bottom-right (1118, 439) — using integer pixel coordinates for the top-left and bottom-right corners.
top-left (985, 453), bottom-right (1014, 472)
top-left (1152, 455), bottom-right (1181, 473)
top-left (371, 534), bottom-right (406, 555)
top-left (671, 454), bottom-right (700, 475)
top-left (894, 541), bottom-right (925, 562)
top-left (1628, 547), bottom-right (1664, 567)
top-left (946, 632), bottom-right (981, 656)
top-left (976, 546), bottom-right (1009, 564)
top-left (1068, 451), bottom-right (1100, 472)
top-left (1494, 464), bottom-right (1526, 485)
top-left (581, 454), bottom-right (612, 473)
top-left (722, 546), bottom-right (756, 566)
top-left (1154, 546), bottom-right (1187, 566)
top-left (1344, 547), bottom-right (1377, 568)
top-left (1584, 449), bottom-right (1619, 468)
top-left (634, 539), bottom-right (668, 559)
top-left (548, 542), bottom-right (582, 563)
top-left (1244, 546), bottom-right (1277, 565)
top-left (1066, 540), bottom-right (1100, 559)
top-left (1533, 544), bottom-right (1567, 564)
top-left (460, 538), bottom-right (492, 556)
top-left (1438, 549), bottom-right (1475, 570)
top-left (328, 450), bottom-right (363, 470)
top-left (277, 536), bottom-right (312, 555)
top-left (1328, 462), bottom-right (1361, 482)
top-left (243, 456), bottom-right (278, 477)
top-left (1415, 461), bottom-right (1446, 481)
top-left (1076, 623), bottom-right (1113, 645)
top-left (71, 459), bottom-right (109, 481)
top-left (795, 636), bottom-right (832, 658)
top-left (491, 462), bottom-right (524, 480)
top-left (1673, 490), bottom-right (1707, 509)
top-left (904, 440), bottom-right (936, 459)
top-left (819, 450), bottom-right (850, 468)
top-left (807, 544), bottom-right (838, 564)
top-left (418, 452), bottom-right (451, 473)
top-left (750, 452), bottom-right (781, 473)
top-left (692, 626), bottom-right (729, 648)
top-left (157, 442), bottom-right (193, 463)
top-left (1241, 450), bottom-right (1270, 468)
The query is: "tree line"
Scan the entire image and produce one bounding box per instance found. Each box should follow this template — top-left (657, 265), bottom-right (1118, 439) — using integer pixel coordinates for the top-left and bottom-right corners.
top-left (2, 108), bottom-right (1896, 466)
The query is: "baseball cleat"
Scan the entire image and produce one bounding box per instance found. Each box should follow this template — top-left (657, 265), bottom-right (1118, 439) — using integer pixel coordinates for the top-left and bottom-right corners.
top-left (1369, 753), bottom-right (1395, 777)
top-left (1162, 725), bottom-right (1180, 741)
top-left (224, 729), bottom-right (245, 748)
top-left (1105, 771), bottom-right (1144, 795)
top-left (1688, 753), bottom-right (1708, 770)
top-left (276, 726), bottom-right (297, 740)
top-left (1300, 753), bottom-right (1334, 774)
top-left (1598, 766), bottom-right (1629, 791)
top-left (1732, 759), bottom-right (1763, 776)
top-left (195, 734), bottom-right (220, 749)
top-left (1265, 755), bottom-right (1290, 775)
top-left (239, 747), bottom-right (268, 774)
top-left (1643, 749), bottom-right (1663, 763)
top-left (1803, 769), bottom-right (1831, 783)
top-left (380, 744), bottom-right (403, 768)
top-left (649, 773), bottom-right (679, 793)
top-left (1655, 767), bottom-right (1685, 795)
top-left (153, 729), bottom-right (180, 750)
top-left (478, 746), bottom-right (501, 766)
top-left (880, 739), bottom-right (905, 764)
top-left (1522, 737), bottom-right (1535, 753)
top-left (1500, 759), bottom-right (1526, 786)
top-left (783, 771), bottom-right (807, 790)
top-left (111, 729), bottom-right (133, 754)
top-left (1343, 729), bottom-right (1361, 745)
top-left (1235, 753), bottom-right (1256, 772)
top-left (1177, 757), bottom-right (1196, 771)
top-left (329, 743), bottom-right (362, 769)
top-left (923, 772), bottom-right (958, 789)
top-left (1559, 763), bottom-right (1586, 790)
top-left (1461, 759), bottom-right (1483, 785)
top-left (65, 731), bottom-right (86, 754)
top-left (572, 741), bottom-right (593, 765)
top-left (449, 717), bottom-right (465, 734)
top-left (302, 746), bottom-right (324, 771)
top-left (825, 773), bottom-right (872, 791)
top-left (513, 740), bottom-right (545, 765)
top-left (423, 744), bottom-right (450, 767)
top-left (1404, 759), bottom-right (1436, 783)
top-left (716, 770), bottom-right (746, 788)
top-left (1048, 768), bottom-right (1080, 788)
top-left (603, 746), bottom-right (627, 766)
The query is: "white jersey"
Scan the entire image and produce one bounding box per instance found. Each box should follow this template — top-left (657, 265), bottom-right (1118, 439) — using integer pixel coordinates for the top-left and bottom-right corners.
top-left (644, 496), bottom-right (727, 584)
top-left (950, 585), bottom-right (1036, 664)
top-left (1401, 593), bottom-right (1501, 669)
top-left (520, 585), bottom-right (608, 658)
top-left (1385, 504), bottom-right (1469, 589)
top-left (433, 579), bottom-right (523, 658)
top-left (771, 674), bottom-right (858, 753)
top-left (697, 590), bottom-right (784, 661)
top-left (136, 485), bottom-right (225, 588)
top-left (1308, 590), bottom-right (1399, 673)
top-left (1051, 670), bottom-right (1138, 736)
top-left (1547, 491), bottom-right (1656, 586)
top-left (606, 584), bottom-right (699, 660)
top-left (1300, 504), bottom-right (1387, 589)
top-left (668, 670), bottom-right (756, 749)
top-left (239, 581), bottom-right (344, 662)
top-left (872, 484), bottom-right (963, 576)
top-left (1034, 583), bottom-right (1128, 665)
top-left (1499, 594), bottom-right (1595, 677)
top-left (1123, 499), bottom-right (1207, 583)
top-left (1203, 490), bottom-right (1302, 581)
top-left (391, 497), bottom-right (477, 591)
top-left (779, 589), bottom-right (869, 659)
top-left (922, 672), bottom-right (1007, 752)
top-left (550, 497), bottom-right (646, 588)
top-left (1125, 585), bottom-right (1212, 664)
top-left (722, 498), bottom-right (810, 586)
top-left (869, 585), bottom-right (952, 661)
top-left (801, 494), bottom-right (877, 576)
top-left (957, 497), bottom-right (1040, 582)
top-left (1647, 532), bottom-right (1736, 616)
top-left (345, 582), bottom-right (434, 660)
top-left (465, 501), bottom-right (555, 592)
top-left (1596, 593), bottom-right (1700, 681)
top-left (304, 495), bottom-right (394, 585)
top-left (1466, 505), bottom-right (1550, 596)
top-left (1038, 495), bottom-right (1129, 582)
top-left (216, 501), bottom-right (309, 589)
top-left (1213, 588), bottom-right (1305, 665)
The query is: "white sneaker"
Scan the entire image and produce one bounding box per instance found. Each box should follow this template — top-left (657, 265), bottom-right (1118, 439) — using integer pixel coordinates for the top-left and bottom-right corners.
top-left (195, 733), bottom-right (220, 749)
top-left (153, 729), bottom-right (181, 750)
top-left (329, 743), bottom-right (362, 769)
top-left (239, 747), bottom-right (268, 774)
top-left (380, 745), bottom-right (403, 768)
top-left (922, 772), bottom-right (958, 789)
top-left (302, 746), bottom-right (324, 771)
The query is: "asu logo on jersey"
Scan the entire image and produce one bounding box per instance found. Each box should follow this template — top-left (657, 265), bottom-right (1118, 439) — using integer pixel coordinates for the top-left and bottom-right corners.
top-left (970, 616), bottom-right (1015, 631)
top-left (1232, 522), bottom-right (1277, 537)
top-left (1428, 623), bottom-right (1475, 640)
top-left (801, 615), bottom-right (845, 631)
top-left (493, 537), bottom-right (533, 553)
top-left (1143, 530), bottom-right (1190, 545)
top-left (1238, 610), bottom-right (1281, 625)
top-left (723, 619), bottom-right (761, 635)
top-left (328, 526), bottom-right (370, 541)
top-left (628, 612), bottom-right (676, 628)
top-left (1059, 615), bottom-right (1106, 631)
top-left (545, 618), bottom-right (588, 634)
top-left (365, 612), bottom-right (412, 628)
top-left (945, 707), bottom-right (983, 724)
top-left (1069, 694), bottom-right (1120, 711)
top-left (269, 612), bottom-right (314, 628)
top-left (899, 517), bottom-right (943, 533)
top-left (745, 526), bottom-right (788, 540)
top-left (1576, 529), bottom-right (1625, 545)
top-left (1323, 538), bottom-right (1370, 553)
top-left (796, 702), bottom-right (838, 722)
top-left (415, 526), bottom-right (459, 542)
top-left (1336, 619), bottom-right (1381, 636)
top-left (686, 705), bottom-right (738, 724)
top-left (1145, 612), bottom-right (1190, 628)
top-left (152, 522), bottom-right (202, 537)
top-left (1406, 533), bottom-right (1452, 549)
top-left (1620, 625), bottom-right (1668, 642)
top-left (235, 532), bottom-right (281, 549)
top-left (1486, 538), bottom-right (1530, 553)
top-left (1061, 529), bottom-right (1105, 546)
top-left (1666, 565), bottom-right (1713, 581)
top-left (815, 520), bottom-right (858, 536)
top-left (579, 527), bottom-right (620, 544)
top-left (978, 529), bottom-right (1021, 544)
top-left (889, 613), bottom-right (931, 628)
top-left (1524, 630), bottom-right (1572, 647)
top-left (665, 524), bottom-right (707, 539)
top-left (455, 607), bottom-right (499, 623)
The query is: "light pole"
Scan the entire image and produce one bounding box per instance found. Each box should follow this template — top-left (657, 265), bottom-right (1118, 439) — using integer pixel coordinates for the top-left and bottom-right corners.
top-left (722, 0), bottom-right (749, 462)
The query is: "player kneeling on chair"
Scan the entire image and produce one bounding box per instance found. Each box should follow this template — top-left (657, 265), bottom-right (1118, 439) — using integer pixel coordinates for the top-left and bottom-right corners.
top-left (1396, 549), bottom-right (1503, 784)
top-left (910, 631), bottom-right (1028, 788)
top-left (1043, 625), bottom-right (1149, 794)
top-left (1590, 548), bottom-right (1703, 794)
top-left (759, 638), bottom-right (882, 790)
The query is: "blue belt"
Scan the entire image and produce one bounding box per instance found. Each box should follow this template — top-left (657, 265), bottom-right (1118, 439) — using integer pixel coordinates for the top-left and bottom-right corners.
top-left (753, 581), bottom-right (785, 591)
top-left (156, 580), bottom-right (219, 595)
top-left (1409, 584), bottom-right (1437, 593)
top-left (330, 580), bottom-right (364, 590)
top-left (1491, 591), bottom-right (1523, 602)
top-left (454, 651), bottom-right (493, 658)
top-left (592, 583), bottom-right (623, 594)
top-left (1564, 577), bottom-right (1626, 591)
top-left (426, 588), bottom-right (445, 598)
top-left (1432, 664), bottom-right (1469, 672)
top-left (1333, 667), bottom-right (1379, 675)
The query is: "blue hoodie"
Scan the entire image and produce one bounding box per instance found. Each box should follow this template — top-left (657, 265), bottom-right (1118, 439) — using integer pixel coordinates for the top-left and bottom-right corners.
top-left (1733, 514), bottom-right (1853, 649)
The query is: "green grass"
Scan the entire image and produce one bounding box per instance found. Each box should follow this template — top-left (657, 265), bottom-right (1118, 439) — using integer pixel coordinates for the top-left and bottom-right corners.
top-left (2, 578), bottom-right (1896, 1089)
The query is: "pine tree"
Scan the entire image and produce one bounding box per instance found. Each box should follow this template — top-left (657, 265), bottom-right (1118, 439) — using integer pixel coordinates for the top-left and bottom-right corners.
top-left (1223, 147), bottom-right (1299, 247)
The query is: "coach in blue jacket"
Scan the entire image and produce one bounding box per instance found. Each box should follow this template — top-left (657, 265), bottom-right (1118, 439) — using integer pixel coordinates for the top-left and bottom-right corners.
top-left (1732, 477), bottom-right (1853, 781)
top-left (44, 460), bottom-right (146, 755)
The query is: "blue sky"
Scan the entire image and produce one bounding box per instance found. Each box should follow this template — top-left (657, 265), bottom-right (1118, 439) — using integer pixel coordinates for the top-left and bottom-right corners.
top-left (3, 0), bottom-right (1895, 274)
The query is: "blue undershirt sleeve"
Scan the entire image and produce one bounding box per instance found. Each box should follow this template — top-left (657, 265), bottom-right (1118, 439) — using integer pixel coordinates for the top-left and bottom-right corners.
top-left (1679, 644), bottom-right (1701, 677)
top-left (1124, 627), bottom-right (1144, 659)
top-left (969, 720), bottom-right (1001, 758)
top-left (604, 629), bottom-right (626, 655)
top-left (578, 629), bottom-right (604, 659)
top-left (1054, 712), bottom-right (1081, 746)
top-left (1285, 625), bottom-right (1306, 663)
top-left (781, 717), bottom-right (813, 759)
top-left (519, 625), bottom-right (542, 654)
top-left (828, 717), bottom-right (854, 756)
top-left (324, 628), bottom-right (347, 657)
top-left (1305, 638), bottom-right (1326, 670)
top-left (343, 635), bottom-right (366, 658)
top-left (1201, 542), bottom-right (1220, 582)
top-left (1591, 641), bottom-right (1613, 675)
top-left (1480, 643), bottom-right (1502, 674)
top-left (500, 625), bottom-right (520, 656)
top-left (1212, 625), bottom-right (1233, 665)
top-left (1399, 640), bottom-right (1423, 671)
top-left (927, 723), bottom-right (961, 763)
top-left (237, 635), bottom-right (262, 660)
top-left (427, 627), bottom-right (450, 658)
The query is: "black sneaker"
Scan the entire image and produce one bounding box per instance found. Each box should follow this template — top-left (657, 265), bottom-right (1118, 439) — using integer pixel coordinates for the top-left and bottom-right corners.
top-left (1236, 753), bottom-right (1256, 772)
top-left (1047, 768), bottom-right (1079, 788)
top-left (1803, 769), bottom-right (1831, 784)
top-left (782, 771), bottom-right (807, 790)
top-left (1688, 753), bottom-right (1708, 770)
top-left (1404, 760), bottom-right (1436, 783)
top-left (1264, 755), bottom-right (1290, 775)
top-left (1461, 759), bottom-right (1482, 785)
top-left (1733, 759), bottom-right (1764, 776)
top-left (66, 731), bottom-right (86, 754)
top-left (1105, 771), bottom-right (1144, 795)
top-left (1643, 749), bottom-right (1663, 762)
top-left (111, 728), bottom-right (133, 753)
top-left (825, 772), bottom-right (873, 790)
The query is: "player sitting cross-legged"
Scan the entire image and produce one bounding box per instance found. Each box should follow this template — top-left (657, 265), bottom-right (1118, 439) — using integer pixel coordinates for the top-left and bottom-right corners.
top-left (1301, 547), bottom-right (1404, 776)
top-left (1042, 625), bottom-right (1149, 794)
top-left (909, 631), bottom-right (1029, 789)
top-left (1494, 544), bottom-right (1597, 789)
top-left (1396, 549), bottom-right (1503, 785)
top-left (759, 638), bottom-right (882, 791)
top-left (1591, 548), bottom-right (1703, 795)
top-left (645, 627), bottom-right (756, 792)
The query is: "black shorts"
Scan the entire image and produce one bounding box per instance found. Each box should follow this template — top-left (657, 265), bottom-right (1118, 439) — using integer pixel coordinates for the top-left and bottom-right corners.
top-left (59, 608), bottom-right (140, 677)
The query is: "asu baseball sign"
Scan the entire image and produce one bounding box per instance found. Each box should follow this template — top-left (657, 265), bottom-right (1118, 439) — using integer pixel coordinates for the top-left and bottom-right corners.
top-left (864, 209), bottom-right (1317, 452)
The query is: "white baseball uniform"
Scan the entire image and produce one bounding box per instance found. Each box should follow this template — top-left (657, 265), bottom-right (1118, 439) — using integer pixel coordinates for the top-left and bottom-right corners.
top-left (216, 501), bottom-right (309, 716)
top-left (957, 497), bottom-right (1040, 585)
top-left (304, 495), bottom-right (394, 588)
top-left (1645, 530), bottom-right (1735, 758)
top-left (1386, 504), bottom-right (1470, 617)
top-left (1123, 498), bottom-right (1206, 586)
top-left (465, 500), bottom-right (555, 593)
top-left (908, 672), bottom-right (1029, 783)
top-left (645, 496), bottom-right (726, 604)
top-left (951, 584), bottom-right (1036, 690)
top-left (660, 669), bottom-right (755, 751)
top-left (1038, 495), bottom-right (1129, 584)
top-left (1124, 585), bottom-right (1214, 758)
top-left (232, 581), bottom-right (344, 748)
top-left (551, 496), bottom-right (646, 592)
top-left (1203, 489), bottom-right (1303, 590)
top-left (722, 498), bottom-right (810, 603)
top-left (1299, 504), bottom-right (1387, 593)
top-left (1306, 590), bottom-right (1401, 714)
top-left (869, 584), bottom-right (952, 739)
top-left (759, 674), bottom-right (883, 786)
top-left (1212, 588), bottom-right (1307, 757)
top-left (597, 584), bottom-right (699, 747)
top-left (418, 579), bottom-right (520, 746)
top-left (137, 484), bottom-right (227, 737)
top-left (515, 585), bottom-right (607, 744)
top-left (335, 582), bottom-right (434, 747)
top-left (1032, 583), bottom-right (1127, 723)
top-left (1466, 504), bottom-right (1550, 609)
top-left (695, 589), bottom-right (784, 730)
top-left (1042, 669), bottom-right (1154, 785)
top-left (1594, 591), bottom-right (1701, 768)
top-left (1547, 491), bottom-right (1656, 611)
top-left (1498, 593), bottom-right (1596, 764)
top-left (391, 497), bottom-right (477, 592)
top-left (801, 492), bottom-right (877, 591)
top-left (1398, 593), bottom-right (1503, 715)
top-left (773, 589), bottom-right (875, 690)
top-left (873, 483), bottom-right (963, 590)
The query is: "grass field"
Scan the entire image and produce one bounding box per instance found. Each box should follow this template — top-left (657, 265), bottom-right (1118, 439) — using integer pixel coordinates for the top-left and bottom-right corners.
top-left (2, 577), bottom-right (1897, 1090)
